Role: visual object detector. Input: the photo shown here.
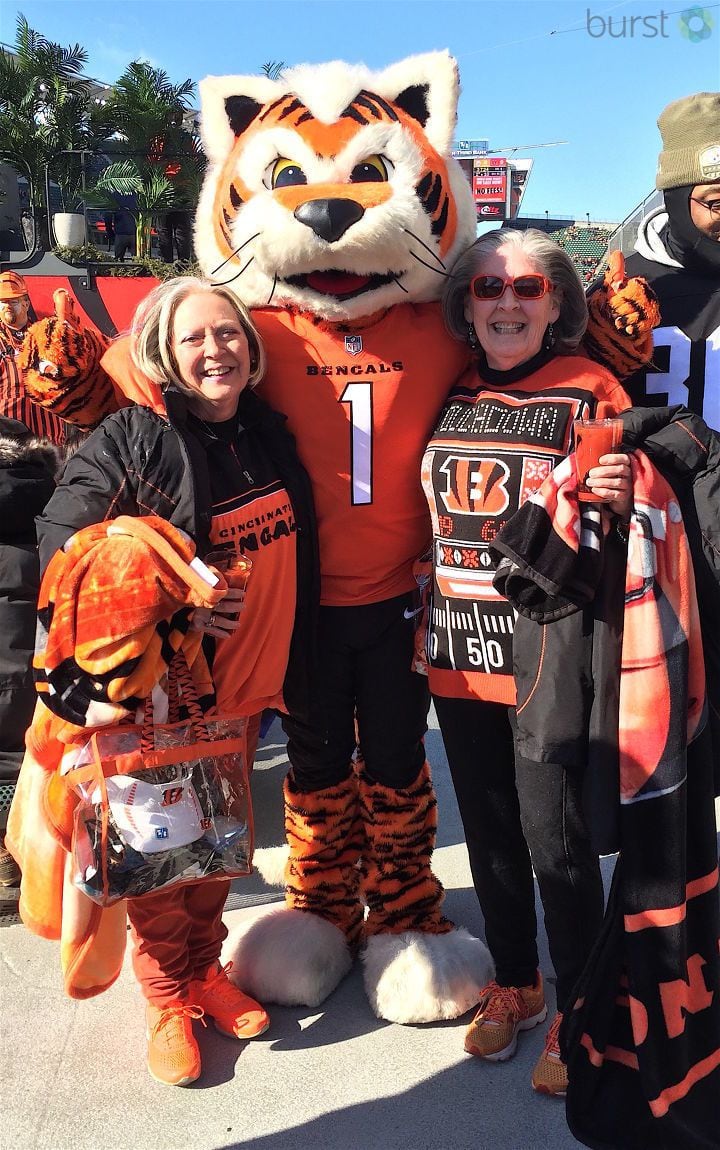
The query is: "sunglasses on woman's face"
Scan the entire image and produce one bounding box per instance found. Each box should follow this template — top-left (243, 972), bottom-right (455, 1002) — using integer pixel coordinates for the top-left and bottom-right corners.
top-left (470, 274), bottom-right (554, 300)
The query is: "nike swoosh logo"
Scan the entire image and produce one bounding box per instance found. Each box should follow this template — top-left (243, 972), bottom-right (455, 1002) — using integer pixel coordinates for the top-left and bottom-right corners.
top-left (403, 606), bottom-right (424, 620)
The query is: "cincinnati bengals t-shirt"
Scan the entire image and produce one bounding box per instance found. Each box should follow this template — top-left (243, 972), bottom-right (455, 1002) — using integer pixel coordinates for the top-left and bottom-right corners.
top-left (197, 414), bottom-right (297, 717)
top-left (421, 356), bottom-right (631, 705)
top-left (255, 303), bottom-right (468, 606)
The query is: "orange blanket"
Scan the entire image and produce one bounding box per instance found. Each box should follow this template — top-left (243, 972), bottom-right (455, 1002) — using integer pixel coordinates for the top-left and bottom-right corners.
top-left (7, 515), bottom-right (229, 998)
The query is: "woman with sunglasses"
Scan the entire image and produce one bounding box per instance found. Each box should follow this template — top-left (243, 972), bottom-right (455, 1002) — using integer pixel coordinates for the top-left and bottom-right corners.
top-left (421, 228), bottom-right (632, 1096)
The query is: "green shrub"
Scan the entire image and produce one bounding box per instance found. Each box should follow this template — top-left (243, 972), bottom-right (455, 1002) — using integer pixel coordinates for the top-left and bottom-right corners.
top-left (50, 247), bottom-right (201, 280)
top-left (106, 257), bottom-right (202, 280)
top-left (52, 243), bottom-right (114, 267)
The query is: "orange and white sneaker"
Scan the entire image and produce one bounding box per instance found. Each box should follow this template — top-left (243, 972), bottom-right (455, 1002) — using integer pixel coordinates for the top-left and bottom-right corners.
top-left (531, 1011), bottom-right (568, 1097)
top-left (188, 961), bottom-right (270, 1040)
top-left (464, 974), bottom-right (547, 1061)
top-left (146, 1002), bottom-right (205, 1087)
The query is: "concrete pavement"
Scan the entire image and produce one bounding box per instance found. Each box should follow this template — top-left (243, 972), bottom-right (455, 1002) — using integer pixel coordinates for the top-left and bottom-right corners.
top-left (1, 711), bottom-right (598, 1150)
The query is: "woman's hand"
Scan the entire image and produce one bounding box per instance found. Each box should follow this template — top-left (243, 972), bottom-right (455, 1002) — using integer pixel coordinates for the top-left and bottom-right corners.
top-left (190, 587), bottom-right (246, 638)
top-left (585, 452), bottom-right (633, 520)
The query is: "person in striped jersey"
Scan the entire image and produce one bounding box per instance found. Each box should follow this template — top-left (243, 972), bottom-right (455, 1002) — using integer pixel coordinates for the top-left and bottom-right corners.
top-left (0, 272), bottom-right (68, 446)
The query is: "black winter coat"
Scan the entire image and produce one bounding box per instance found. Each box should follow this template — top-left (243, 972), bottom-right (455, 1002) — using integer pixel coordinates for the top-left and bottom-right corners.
top-left (0, 418), bottom-right (57, 786)
top-left (36, 387), bottom-right (321, 728)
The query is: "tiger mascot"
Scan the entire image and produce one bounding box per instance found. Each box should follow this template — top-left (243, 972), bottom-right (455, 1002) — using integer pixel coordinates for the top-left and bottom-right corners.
top-left (193, 53), bottom-right (493, 1024)
top-left (193, 51), bottom-right (656, 1024)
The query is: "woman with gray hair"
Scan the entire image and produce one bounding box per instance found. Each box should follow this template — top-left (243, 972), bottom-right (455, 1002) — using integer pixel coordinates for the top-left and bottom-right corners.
top-left (35, 277), bottom-right (319, 1087)
top-left (421, 229), bottom-right (632, 1096)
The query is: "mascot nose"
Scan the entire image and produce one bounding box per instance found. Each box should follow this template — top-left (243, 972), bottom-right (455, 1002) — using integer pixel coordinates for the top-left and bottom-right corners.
top-left (294, 198), bottom-right (365, 243)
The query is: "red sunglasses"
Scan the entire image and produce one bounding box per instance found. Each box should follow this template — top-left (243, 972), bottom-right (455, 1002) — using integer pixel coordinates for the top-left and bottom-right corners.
top-left (470, 274), bottom-right (554, 301)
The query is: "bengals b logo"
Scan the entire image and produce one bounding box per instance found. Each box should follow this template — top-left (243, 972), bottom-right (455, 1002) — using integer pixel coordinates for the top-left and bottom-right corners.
top-left (161, 787), bottom-right (185, 807)
top-left (439, 455), bottom-right (510, 515)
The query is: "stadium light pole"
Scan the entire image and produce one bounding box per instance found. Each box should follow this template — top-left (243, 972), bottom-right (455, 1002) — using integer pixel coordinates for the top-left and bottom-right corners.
top-left (586, 212), bottom-right (590, 226)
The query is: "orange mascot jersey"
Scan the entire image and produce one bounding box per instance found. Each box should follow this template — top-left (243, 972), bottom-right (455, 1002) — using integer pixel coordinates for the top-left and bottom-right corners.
top-left (255, 304), bottom-right (468, 606)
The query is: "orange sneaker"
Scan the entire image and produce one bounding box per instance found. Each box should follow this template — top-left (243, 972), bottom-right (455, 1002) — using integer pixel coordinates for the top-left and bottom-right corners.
top-left (146, 1003), bottom-right (204, 1087)
top-left (464, 974), bottom-right (547, 1061)
top-left (189, 962), bottom-right (270, 1039)
top-left (531, 1011), bottom-right (568, 1097)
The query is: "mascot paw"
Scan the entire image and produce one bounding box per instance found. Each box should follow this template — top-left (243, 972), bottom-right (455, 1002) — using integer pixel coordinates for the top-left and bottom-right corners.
top-left (224, 907), bottom-right (353, 1007)
top-left (252, 845), bottom-right (290, 886)
top-left (362, 927), bottom-right (494, 1024)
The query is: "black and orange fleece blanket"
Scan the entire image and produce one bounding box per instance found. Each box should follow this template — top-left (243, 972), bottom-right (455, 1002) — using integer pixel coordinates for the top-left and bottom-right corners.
top-left (491, 451), bottom-right (720, 1149)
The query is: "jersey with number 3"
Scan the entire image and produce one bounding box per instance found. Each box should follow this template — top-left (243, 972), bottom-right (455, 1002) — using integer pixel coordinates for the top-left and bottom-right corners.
top-left (624, 247), bottom-right (720, 429)
top-left (254, 303), bottom-right (468, 606)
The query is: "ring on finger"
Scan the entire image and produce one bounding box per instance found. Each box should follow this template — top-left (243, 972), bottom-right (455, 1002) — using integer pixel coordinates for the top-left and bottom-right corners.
top-left (208, 612), bottom-right (216, 628)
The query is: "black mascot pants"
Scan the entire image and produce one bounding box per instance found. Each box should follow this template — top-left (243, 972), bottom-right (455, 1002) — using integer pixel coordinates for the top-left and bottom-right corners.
top-left (282, 593), bottom-right (429, 791)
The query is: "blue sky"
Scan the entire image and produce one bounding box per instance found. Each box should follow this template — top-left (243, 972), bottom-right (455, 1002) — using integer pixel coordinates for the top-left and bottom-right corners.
top-left (4, 1), bottom-right (719, 224)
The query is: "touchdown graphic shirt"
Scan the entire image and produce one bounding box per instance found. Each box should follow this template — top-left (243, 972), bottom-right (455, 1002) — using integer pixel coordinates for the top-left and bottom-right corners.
top-left (421, 356), bottom-right (630, 704)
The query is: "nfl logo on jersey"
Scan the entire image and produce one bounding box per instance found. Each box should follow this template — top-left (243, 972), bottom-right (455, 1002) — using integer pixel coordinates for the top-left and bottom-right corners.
top-left (345, 335), bottom-right (363, 356)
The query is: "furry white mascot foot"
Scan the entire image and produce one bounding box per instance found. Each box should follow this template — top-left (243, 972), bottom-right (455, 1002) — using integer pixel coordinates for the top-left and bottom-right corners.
top-left (225, 907), bottom-right (353, 1007)
top-left (357, 763), bottom-right (493, 1023)
top-left (224, 772), bottom-right (363, 1006)
top-left (362, 928), bottom-right (493, 1024)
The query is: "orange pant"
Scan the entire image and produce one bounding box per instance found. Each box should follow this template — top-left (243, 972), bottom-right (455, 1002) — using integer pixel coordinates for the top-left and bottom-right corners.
top-left (128, 878), bottom-right (231, 1006)
top-left (127, 712), bottom-right (262, 1006)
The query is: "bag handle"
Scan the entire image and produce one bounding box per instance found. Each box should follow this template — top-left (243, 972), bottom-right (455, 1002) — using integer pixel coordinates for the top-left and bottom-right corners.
top-left (140, 650), bottom-right (212, 755)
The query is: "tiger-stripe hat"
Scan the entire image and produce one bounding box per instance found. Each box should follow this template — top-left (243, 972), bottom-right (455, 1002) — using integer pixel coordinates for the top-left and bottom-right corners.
top-left (656, 92), bottom-right (720, 190)
top-left (0, 271), bottom-right (29, 300)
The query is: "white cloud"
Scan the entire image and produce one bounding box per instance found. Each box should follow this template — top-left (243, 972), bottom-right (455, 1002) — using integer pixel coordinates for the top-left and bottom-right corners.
top-left (90, 40), bottom-right (161, 80)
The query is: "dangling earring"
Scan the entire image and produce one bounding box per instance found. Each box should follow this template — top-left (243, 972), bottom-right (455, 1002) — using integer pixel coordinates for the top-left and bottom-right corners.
top-left (544, 322), bottom-right (555, 350)
top-left (467, 322), bottom-right (479, 350)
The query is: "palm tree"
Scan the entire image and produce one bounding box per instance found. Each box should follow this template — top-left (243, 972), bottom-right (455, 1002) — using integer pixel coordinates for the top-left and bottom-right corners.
top-left (262, 61), bottom-right (286, 81)
top-left (0, 13), bottom-right (116, 247)
top-left (90, 62), bottom-right (203, 260)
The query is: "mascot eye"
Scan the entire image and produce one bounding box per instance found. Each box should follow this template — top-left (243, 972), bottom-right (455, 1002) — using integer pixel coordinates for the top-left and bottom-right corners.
top-left (269, 159), bottom-right (308, 189)
top-left (349, 155), bottom-right (390, 183)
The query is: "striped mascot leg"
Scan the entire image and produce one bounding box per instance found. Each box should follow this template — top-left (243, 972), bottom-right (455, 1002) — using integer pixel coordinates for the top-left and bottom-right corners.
top-left (359, 761), bottom-right (494, 1024)
top-left (284, 771), bottom-right (364, 947)
top-left (226, 771), bottom-right (364, 1007)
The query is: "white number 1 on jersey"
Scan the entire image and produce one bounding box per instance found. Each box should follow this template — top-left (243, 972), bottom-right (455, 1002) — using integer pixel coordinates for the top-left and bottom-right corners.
top-left (340, 382), bottom-right (373, 505)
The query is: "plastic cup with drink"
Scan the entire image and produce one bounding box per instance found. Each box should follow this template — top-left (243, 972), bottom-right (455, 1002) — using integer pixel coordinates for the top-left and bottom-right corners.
top-left (203, 549), bottom-right (253, 620)
top-left (573, 417), bottom-right (623, 503)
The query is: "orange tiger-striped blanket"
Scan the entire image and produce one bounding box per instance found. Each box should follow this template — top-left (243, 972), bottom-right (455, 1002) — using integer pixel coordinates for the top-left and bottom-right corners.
top-left (7, 515), bottom-right (229, 997)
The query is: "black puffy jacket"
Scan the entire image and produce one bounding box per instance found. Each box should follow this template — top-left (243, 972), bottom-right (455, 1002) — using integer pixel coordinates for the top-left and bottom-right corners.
top-left (36, 386), bottom-right (321, 728)
top-left (0, 418), bottom-right (57, 786)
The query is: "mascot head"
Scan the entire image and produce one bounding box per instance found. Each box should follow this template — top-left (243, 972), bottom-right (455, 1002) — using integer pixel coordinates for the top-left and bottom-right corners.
top-left (195, 52), bottom-right (476, 321)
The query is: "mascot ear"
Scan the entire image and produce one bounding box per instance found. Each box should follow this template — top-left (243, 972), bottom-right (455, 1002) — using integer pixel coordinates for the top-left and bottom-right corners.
top-left (373, 51), bottom-right (460, 155)
top-left (199, 74), bottom-right (280, 163)
top-left (394, 85), bottom-right (430, 128)
top-left (225, 95), bottom-right (264, 138)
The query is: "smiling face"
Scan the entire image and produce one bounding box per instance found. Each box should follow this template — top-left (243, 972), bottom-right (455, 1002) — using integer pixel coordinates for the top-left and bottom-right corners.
top-left (0, 294), bottom-right (30, 331)
top-left (464, 244), bottom-right (560, 371)
top-left (171, 292), bottom-right (251, 421)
